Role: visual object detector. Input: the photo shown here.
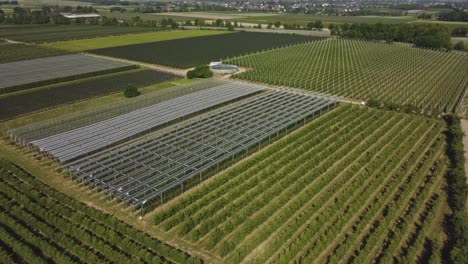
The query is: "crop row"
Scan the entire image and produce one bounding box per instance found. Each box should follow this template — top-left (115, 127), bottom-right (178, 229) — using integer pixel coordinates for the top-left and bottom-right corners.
top-left (153, 106), bottom-right (447, 263)
top-left (227, 38), bottom-right (468, 114)
top-left (0, 159), bottom-right (200, 264)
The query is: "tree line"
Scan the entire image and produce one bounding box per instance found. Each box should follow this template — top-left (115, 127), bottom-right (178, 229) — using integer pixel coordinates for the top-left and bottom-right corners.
top-left (443, 115), bottom-right (468, 264)
top-left (0, 6), bottom-right (97, 24)
top-left (330, 22), bottom-right (453, 50)
top-left (0, 6), bottom-right (179, 28)
top-left (438, 9), bottom-right (468, 22)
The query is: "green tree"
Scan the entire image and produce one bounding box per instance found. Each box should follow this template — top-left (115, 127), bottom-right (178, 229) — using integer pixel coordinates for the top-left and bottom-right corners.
top-left (274, 21), bottom-right (281, 28)
top-left (452, 27), bottom-right (468, 37)
top-left (123, 85), bottom-right (140, 98)
top-left (314, 21), bottom-right (323, 30)
top-left (187, 65), bottom-right (213, 79)
top-left (454, 41), bottom-right (465, 51)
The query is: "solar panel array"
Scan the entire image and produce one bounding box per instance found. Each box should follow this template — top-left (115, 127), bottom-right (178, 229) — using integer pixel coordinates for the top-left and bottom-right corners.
top-left (30, 82), bottom-right (264, 162)
top-left (0, 54), bottom-right (132, 90)
top-left (64, 90), bottom-right (337, 206)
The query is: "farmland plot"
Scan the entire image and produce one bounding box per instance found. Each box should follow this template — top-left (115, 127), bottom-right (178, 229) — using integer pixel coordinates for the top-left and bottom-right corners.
top-left (90, 32), bottom-right (318, 68)
top-left (8, 84), bottom-right (337, 211)
top-left (44, 30), bottom-right (229, 52)
top-left (0, 54), bottom-right (134, 94)
top-left (0, 69), bottom-right (179, 121)
top-left (153, 106), bottom-right (448, 263)
top-left (0, 159), bottom-right (200, 264)
top-left (228, 38), bottom-right (468, 113)
top-left (0, 24), bottom-right (159, 43)
top-left (0, 44), bottom-right (69, 63)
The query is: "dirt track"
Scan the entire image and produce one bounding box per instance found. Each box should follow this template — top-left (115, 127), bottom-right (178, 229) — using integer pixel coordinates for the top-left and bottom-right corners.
top-left (460, 119), bottom-right (468, 181)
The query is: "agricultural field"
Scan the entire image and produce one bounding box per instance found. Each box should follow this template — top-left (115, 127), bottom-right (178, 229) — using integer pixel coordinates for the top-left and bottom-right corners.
top-left (0, 54), bottom-right (135, 94)
top-left (90, 31), bottom-right (318, 68)
top-left (7, 82), bottom-right (336, 211)
top-left (0, 159), bottom-right (200, 264)
top-left (228, 38), bottom-right (468, 113)
top-left (151, 11), bottom-right (281, 20)
top-left (0, 69), bottom-right (179, 121)
top-left (43, 30), bottom-right (229, 52)
top-left (239, 13), bottom-right (419, 26)
top-left (153, 105), bottom-right (448, 263)
top-left (0, 43), bottom-right (69, 63)
top-left (0, 24), bottom-right (160, 43)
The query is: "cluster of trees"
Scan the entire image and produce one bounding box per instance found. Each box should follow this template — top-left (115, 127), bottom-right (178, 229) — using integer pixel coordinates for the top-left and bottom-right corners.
top-left (73, 0), bottom-right (132, 5)
top-left (110, 6), bottom-right (126, 13)
top-left (443, 115), bottom-right (468, 264)
top-left (438, 9), bottom-right (468, 22)
top-left (330, 23), bottom-right (453, 50)
top-left (452, 27), bottom-right (467, 37)
top-left (0, 1), bottom-right (17, 5)
top-left (417, 13), bottom-right (433, 20)
top-left (187, 65), bottom-right (213, 79)
top-left (347, 10), bottom-right (403, 16)
top-left (366, 98), bottom-right (421, 114)
top-left (265, 20), bottom-right (323, 30)
top-left (0, 6), bottom-right (97, 24)
top-left (123, 85), bottom-right (140, 98)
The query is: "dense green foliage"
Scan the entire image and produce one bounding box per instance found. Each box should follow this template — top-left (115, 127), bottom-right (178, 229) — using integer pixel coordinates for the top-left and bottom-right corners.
top-left (0, 24), bottom-right (158, 43)
top-left (153, 106), bottom-right (447, 263)
top-left (0, 69), bottom-right (178, 121)
top-left (187, 65), bottom-right (213, 79)
top-left (452, 27), bottom-right (468, 37)
top-left (0, 159), bottom-right (201, 264)
top-left (228, 39), bottom-right (468, 114)
top-left (438, 9), bottom-right (468, 22)
top-left (0, 43), bottom-right (69, 63)
top-left (331, 23), bottom-right (453, 49)
top-left (1, 64), bottom-right (138, 95)
top-left (90, 32), bottom-right (318, 68)
top-left (123, 84), bottom-right (140, 98)
top-left (443, 115), bottom-right (468, 264)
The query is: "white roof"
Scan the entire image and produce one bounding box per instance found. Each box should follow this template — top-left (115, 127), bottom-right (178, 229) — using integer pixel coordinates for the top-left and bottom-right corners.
top-left (60, 13), bottom-right (101, 19)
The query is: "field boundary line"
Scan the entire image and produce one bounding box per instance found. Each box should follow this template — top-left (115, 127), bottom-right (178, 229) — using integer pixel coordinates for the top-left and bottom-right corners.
top-left (84, 53), bottom-right (188, 76)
